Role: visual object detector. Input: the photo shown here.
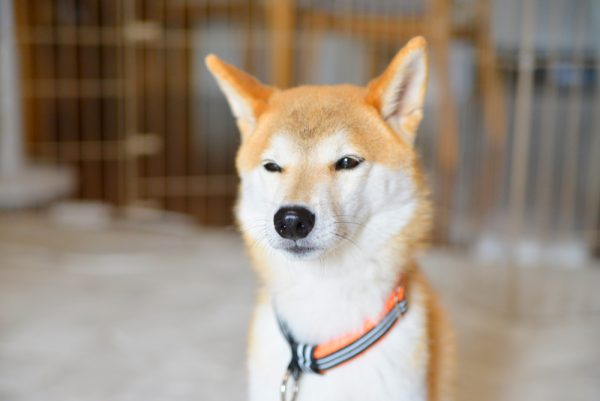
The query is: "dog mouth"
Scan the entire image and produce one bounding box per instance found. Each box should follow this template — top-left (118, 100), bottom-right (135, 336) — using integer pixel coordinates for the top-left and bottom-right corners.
top-left (280, 243), bottom-right (321, 257)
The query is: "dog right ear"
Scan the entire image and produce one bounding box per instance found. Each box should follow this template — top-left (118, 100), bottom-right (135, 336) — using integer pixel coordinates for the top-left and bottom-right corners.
top-left (205, 55), bottom-right (275, 138)
top-left (365, 36), bottom-right (428, 144)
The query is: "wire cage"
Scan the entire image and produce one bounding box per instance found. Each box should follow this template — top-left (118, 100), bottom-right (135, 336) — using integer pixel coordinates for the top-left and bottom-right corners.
top-left (13, 0), bottom-right (600, 261)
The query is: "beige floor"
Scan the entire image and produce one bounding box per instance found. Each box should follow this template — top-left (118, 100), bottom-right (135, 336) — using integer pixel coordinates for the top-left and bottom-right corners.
top-left (0, 213), bottom-right (599, 401)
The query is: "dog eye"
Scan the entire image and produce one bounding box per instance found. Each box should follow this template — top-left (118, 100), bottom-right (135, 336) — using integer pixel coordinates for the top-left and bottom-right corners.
top-left (263, 162), bottom-right (282, 173)
top-left (335, 156), bottom-right (363, 171)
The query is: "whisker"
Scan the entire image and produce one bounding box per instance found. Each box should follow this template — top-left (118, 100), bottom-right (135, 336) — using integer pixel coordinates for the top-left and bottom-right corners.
top-left (332, 231), bottom-right (364, 255)
top-left (333, 220), bottom-right (363, 226)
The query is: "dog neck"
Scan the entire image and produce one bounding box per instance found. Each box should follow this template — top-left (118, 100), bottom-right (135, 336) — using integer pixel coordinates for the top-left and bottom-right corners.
top-left (262, 239), bottom-right (412, 345)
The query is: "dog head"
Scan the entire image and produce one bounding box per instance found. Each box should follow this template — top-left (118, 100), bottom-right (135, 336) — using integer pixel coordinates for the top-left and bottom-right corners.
top-left (206, 37), bottom-right (431, 262)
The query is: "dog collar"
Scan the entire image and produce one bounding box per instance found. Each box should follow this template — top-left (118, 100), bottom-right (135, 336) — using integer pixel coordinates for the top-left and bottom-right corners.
top-left (276, 282), bottom-right (408, 400)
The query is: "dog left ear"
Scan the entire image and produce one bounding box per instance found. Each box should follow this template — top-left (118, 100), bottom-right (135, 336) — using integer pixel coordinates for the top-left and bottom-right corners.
top-left (205, 55), bottom-right (276, 139)
top-left (365, 36), bottom-right (428, 143)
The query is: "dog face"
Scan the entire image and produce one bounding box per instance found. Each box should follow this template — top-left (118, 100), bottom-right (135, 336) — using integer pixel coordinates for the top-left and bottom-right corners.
top-left (207, 37), bottom-right (430, 261)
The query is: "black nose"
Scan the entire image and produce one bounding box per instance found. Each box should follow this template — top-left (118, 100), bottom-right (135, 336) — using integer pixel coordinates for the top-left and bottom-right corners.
top-left (274, 206), bottom-right (316, 240)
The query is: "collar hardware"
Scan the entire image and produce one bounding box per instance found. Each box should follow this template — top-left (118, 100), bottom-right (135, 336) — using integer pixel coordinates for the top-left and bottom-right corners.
top-left (280, 365), bottom-right (300, 401)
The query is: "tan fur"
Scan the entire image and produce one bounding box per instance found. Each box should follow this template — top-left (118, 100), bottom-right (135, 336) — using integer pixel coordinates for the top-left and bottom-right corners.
top-left (206, 36), bottom-right (455, 401)
top-left (411, 267), bottom-right (456, 401)
top-left (235, 85), bottom-right (415, 171)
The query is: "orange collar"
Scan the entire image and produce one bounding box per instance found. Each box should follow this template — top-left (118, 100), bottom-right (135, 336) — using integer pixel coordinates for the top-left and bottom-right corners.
top-left (277, 281), bottom-right (408, 379)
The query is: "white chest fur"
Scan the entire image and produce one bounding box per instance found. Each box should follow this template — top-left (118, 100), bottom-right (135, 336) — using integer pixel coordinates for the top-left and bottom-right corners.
top-left (247, 257), bottom-right (429, 401)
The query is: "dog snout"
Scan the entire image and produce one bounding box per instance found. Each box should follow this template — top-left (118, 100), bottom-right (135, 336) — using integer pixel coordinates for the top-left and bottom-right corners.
top-left (273, 206), bottom-right (315, 240)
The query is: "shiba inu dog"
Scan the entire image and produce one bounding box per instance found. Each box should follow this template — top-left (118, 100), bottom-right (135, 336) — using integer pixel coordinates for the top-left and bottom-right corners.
top-left (206, 36), bottom-right (455, 401)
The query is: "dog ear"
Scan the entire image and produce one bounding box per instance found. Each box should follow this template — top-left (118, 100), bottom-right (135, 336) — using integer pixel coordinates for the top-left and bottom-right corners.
top-left (365, 36), bottom-right (428, 143)
top-left (205, 55), bottom-right (276, 138)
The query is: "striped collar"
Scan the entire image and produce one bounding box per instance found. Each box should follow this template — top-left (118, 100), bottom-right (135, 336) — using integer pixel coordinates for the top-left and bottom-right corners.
top-left (276, 281), bottom-right (408, 398)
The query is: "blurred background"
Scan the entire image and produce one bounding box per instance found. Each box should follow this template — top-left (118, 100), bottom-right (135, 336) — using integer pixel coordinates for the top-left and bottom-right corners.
top-left (0, 0), bottom-right (599, 400)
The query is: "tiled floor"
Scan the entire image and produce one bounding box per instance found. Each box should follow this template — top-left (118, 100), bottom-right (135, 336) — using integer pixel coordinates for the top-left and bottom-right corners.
top-left (0, 213), bottom-right (599, 401)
